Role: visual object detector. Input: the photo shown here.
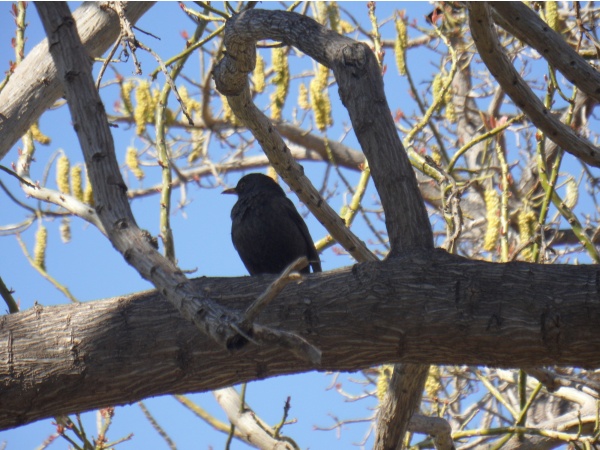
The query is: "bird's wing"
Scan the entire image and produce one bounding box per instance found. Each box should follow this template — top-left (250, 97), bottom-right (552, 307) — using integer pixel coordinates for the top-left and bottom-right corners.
top-left (282, 197), bottom-right (322, 273)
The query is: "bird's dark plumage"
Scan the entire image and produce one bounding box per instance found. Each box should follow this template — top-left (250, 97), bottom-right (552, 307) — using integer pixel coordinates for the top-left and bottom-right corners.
top-left (223, 173), bottom-right (322, 275)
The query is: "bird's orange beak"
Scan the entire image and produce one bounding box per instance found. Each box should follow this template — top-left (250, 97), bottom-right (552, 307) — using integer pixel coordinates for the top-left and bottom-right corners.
top-left (222, 187), bottom-right (237, 195)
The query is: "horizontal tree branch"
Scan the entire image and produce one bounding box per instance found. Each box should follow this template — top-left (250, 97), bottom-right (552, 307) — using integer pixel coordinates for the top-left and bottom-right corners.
top-left (1, 249), bottom-right (599, 430)
top-left (212, 11), bottom-right (435, 446)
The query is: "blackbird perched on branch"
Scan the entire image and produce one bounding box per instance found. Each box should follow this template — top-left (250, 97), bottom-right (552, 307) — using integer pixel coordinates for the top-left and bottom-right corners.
top-left (223, 173), bottom-right (322, 275)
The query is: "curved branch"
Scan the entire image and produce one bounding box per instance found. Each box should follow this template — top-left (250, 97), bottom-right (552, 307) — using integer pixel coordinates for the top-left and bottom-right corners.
top-left (213, 388), bottom-right (297, 449)
top-left (213, 9), bottom-right (433, 257)
top-left (492, 2), bottom-right (600, 104)
top-left (467, 2), bottom-right (600, 168)
top-left (408, 416), bottom-right (454, 450)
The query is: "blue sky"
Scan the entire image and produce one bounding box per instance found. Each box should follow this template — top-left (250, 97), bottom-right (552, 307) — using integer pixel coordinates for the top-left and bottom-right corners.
top-left (0, 2), bottom-right (442, 449)
top-left (1, 1), bottom-right (591, 449)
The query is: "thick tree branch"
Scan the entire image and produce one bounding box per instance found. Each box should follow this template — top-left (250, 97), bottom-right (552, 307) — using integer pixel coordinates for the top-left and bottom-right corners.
top-left (1, 250), bottom-right (600, 430)
top-left (33, 2), bottom-right (275, 356)
top-left (375, 364), bottom-right (432, 450)
top-left (213, 16), bottom-right (376, 263)
top-left (408, 416), bottom-right (454, 450)
top-left (214, 9), bottom-right (433, 255)
top-left (492, 2), bottom-right (600, 104)
top-left (0, 2), bottom-right (155, 161)
top-left (468, 2), bottom-right (600, 168)
top-left (213, 10), bottom-right (437, 447)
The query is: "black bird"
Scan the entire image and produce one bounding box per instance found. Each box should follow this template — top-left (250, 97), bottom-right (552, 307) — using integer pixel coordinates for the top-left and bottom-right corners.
top-left (223, 173), bottom-right (322, 275)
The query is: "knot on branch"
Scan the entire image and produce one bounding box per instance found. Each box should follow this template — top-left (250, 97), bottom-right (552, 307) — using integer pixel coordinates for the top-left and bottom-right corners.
top-left (340, 43), bottom-right (369, 74)
top-left (226, 328), bottom-right (252, 350)
top-left (213, 54), bottom-right (251, 97)
top-left (213, 15), bottom-right (258, 97)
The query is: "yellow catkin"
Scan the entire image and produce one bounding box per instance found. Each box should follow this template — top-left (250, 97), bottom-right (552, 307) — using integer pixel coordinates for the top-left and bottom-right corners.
top-left (30, 122), bottom-right (51, 145)
top-left (518, 209), bottom-right (537, 261)
top-left (316, 2), bottom-right (328, 25)
top-left (376, 365), bottom-right (393, 401)
top-left (253, 54), bottom-right (266, 94)
top-left (327, 2), bottom-right (341, 33)
top-left (134, 80), bottom-right (152, 135)
top-left (270, 47), bottom-right (290, 121)
top-left (298, 83), bottom-right (310, 110)
top-left (56, 155), bottom-right (70, 195)
top-left (431, 146), bottom-right (442, 165)
top-left (149, 87), bottom-right (174, 124)
top-left (431, 73), bottom-right (444, 110)
top-left (444, 85), bottom-right (456, 123)
top-left (83, 171), bottom-right (94, 206)
top-left (60, 217), bottom-right (71, 244)
top-left (179, 84), bottom-right (190, 109)
top-left (394, 16), bottom-right (408, 76)
top-left (71, 165), bottom-right (84, 202)
top-left (425, 365), bottom-right (442, 398)
top-left (126, 147), bottom-right (145, 180)
top-left (165, 108), bottom-right (176, 125)
top-left (34, 225), bottom-right (48, 270)
top-left (266, 166), bottom-right (278, 182)
top-left (339, 20), bottom-right (354, 34)
top-left (121, 80), bottom-right (134, 115)
top-left (483, 188), bottom-right (500, 252)
top-left (309, 64), bottom-right (333, 131)
top-left (151, 89), bottom-right (160, 122)
top-left (188, 128), bottom-right (205, 164)
top-left (545, 2), bottom-right (559, 32)
top-left (178, 85), bottom-right (201, 114)
top-left (564, 177), bottom-right (579, 210)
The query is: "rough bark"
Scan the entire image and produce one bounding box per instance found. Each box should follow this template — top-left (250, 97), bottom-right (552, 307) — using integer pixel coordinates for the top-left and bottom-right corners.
top-left (375, 364), bottom-right (431, 450)
top-left (35, 2), bottom-right (289, 359)
top-left (212, 10), bottom-right (435, 448)
top-left (492, 2), bottom-right (600, 104)
top-left (0, 1), bottom-right (155, 161)
top-left (214, 11), bottom-right (378, 263)
top-left (2, 250), bottom-right (600, 430)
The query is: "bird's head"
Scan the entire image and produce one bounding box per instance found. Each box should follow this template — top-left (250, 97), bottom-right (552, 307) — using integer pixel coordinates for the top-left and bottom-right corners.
top-left (222, 173), bottom-right (284, 197)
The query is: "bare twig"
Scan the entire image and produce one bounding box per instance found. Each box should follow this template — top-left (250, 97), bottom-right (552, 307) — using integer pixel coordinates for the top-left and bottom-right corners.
top-left (242, 256), bottom-right (307, 325)
top-left (0, 164), bottom-right (36, 188)
top-left (0, 276), bottom-right (19, 314)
